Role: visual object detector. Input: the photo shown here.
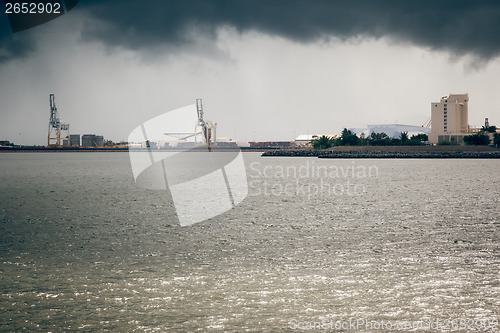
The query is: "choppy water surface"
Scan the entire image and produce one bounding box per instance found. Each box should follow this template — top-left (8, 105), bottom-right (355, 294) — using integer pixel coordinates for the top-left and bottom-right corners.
top-left (0, 152), bottom-right (498, 332)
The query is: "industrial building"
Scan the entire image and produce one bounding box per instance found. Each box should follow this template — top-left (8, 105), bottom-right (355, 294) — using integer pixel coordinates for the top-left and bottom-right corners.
top-left (216, 137), bottom-right (238, 147)
top-left (0, 140), bottom-right (13, 147)
top-left (429, 94), bottom-right (469, 144)
top-left (350, 124), bottom-right (430, 139)
top-left (70, 134), bottom-right (80, 146)
top-left (294, 134), bottom-right (339, 147)
top-left (249, 141), bottom-right (292, 148)
top-left (82, 134), bottom-right (104, 147)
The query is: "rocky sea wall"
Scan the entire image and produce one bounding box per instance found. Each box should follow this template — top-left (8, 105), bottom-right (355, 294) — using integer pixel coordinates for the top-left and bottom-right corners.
top-left (262, 149), bottom-right (500, 158)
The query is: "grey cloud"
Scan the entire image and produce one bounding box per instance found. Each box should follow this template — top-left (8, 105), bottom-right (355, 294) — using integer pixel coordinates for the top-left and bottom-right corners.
top-left (79, 0), bottom-right (500, 60)
top-left (0, 10), bottom-right (33, 62)
top-left (2, 0), bottom-right (500, 61)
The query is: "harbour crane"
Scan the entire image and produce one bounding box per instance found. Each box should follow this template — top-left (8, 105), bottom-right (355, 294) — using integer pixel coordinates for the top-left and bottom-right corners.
top-left (164, 99), bottom-right (217, 146)
top-left (422, 116), bottom-right (432, 129)
top-left (195, 98), bottom-right (217, 146)
top-left (47, 94), bottom-right (70, 146)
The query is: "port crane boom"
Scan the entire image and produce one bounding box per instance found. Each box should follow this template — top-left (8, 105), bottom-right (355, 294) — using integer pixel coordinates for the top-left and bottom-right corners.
top-left (164, 99), bottom-right (217, 146)
top-left (47, 94), bottom-right (70, 147)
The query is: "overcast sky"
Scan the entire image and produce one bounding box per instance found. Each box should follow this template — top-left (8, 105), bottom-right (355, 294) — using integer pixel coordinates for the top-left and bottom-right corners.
top-left (1, 0), bottom-right (500, 145)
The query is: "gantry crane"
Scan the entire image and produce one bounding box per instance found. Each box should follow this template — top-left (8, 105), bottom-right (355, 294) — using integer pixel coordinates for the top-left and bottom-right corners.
top-left (164, 98), bottom-right (217, 146)
top-left (47, 94), bottom-right (70, 146)
top-left (195, 98), bottom-right (217, 146)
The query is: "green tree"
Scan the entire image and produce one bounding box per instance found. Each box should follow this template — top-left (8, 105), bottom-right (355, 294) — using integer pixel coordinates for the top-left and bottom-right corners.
top-left (368, 132), bottom-right (391, 146)
top-left (312, 135), bottom-right (335, 149)
top-left (339, 128), bottom-right (359, 146)
top-left (482, 125), bottom-right (497, 133)
top-left (494, 133), bottom-right (500, 147)
top-left (464, 133), bottom-right (490, 145)
top-left (400, 131), bottom-right (409, 145)
top-left (391, 138), bottom-right (401, 146)
top-left (411, 133), bottom-right (428, 142)
top-left (358, 132), bottom-right (368, 146)
top-left (407, 133), bottom-right (428, 146)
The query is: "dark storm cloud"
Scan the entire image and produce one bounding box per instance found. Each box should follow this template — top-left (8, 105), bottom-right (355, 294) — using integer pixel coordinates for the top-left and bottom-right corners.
top-left (81, 0), bottom-right (500, 59)
top-left (0, 8), bottom-right (34, 62)
top-left (1, 0), bottom-right (500, 61)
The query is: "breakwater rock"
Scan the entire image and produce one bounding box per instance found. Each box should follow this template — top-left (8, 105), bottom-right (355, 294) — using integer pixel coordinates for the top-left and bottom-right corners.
top-left (261, 149), bottom-right (500, 158)
top-left (261, 150), bottom-right (320, 157)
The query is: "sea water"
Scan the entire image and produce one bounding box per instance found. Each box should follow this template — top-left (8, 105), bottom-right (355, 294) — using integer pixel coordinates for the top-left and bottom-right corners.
top-left (0, 152), bottom-right (498, 331)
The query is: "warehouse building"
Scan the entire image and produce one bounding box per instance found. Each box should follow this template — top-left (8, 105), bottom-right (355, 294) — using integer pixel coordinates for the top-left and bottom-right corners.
top-left (82, 134), bottom-right (104, 147)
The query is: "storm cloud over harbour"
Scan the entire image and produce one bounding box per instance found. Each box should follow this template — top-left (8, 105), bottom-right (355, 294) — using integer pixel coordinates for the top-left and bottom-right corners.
top-left (1, 1), bottom-right (500, 331)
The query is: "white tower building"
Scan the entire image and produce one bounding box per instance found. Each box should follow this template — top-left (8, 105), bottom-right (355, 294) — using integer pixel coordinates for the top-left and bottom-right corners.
top-left (429, 93), bottom-right (469, 144)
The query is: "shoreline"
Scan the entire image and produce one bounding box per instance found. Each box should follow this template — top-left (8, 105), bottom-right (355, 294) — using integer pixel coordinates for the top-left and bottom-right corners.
top-left (1, 145), bottom-right (499, 158)
top-left (0, 146), bottom-right (269, 153)
top-left (261, 146), bottom-right (500, 159)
